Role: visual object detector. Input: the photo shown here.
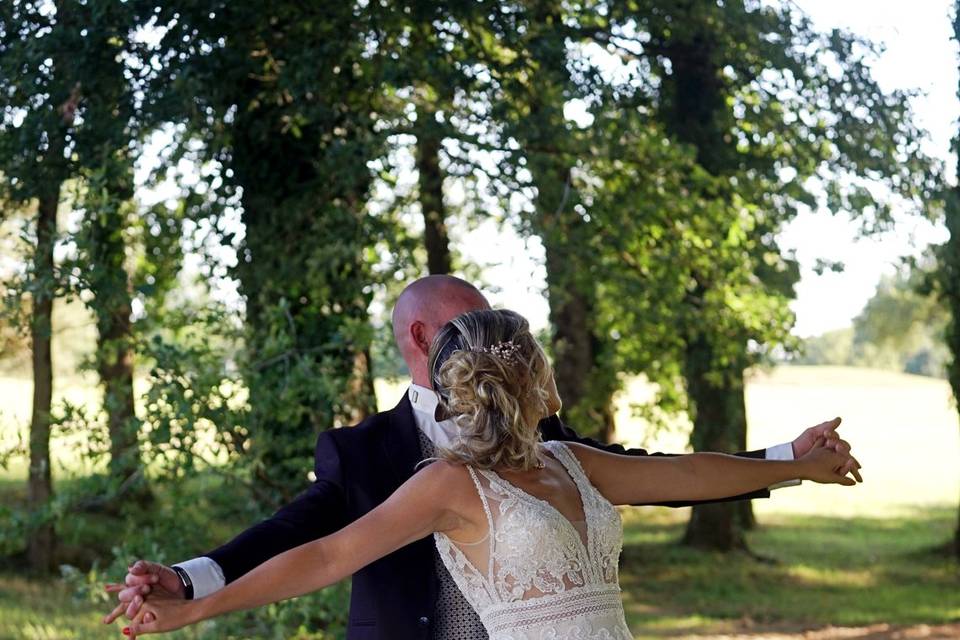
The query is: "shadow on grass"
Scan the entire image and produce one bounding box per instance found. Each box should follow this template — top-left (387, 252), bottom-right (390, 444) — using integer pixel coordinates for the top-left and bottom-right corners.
top-left (619, 505), bottom-right (960, 636)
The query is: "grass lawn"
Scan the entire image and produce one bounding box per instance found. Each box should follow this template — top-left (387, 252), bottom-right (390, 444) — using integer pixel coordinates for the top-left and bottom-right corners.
top-left (1, 365), bottom-right (958, 638)
top-left (619, 507), bottom-right (959, 636)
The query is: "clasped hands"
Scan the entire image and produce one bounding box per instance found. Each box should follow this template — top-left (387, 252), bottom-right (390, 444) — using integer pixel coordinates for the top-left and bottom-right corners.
top-left (792, 416), bottom-right (862, 483)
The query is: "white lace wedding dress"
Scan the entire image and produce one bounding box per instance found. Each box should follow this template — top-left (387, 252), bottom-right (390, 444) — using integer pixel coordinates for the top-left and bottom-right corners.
top-left (433, 440), bottom-right (632, 640)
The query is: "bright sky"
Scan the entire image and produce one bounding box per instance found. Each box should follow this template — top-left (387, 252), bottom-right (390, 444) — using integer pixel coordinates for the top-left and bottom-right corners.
top-left (471, 0), bottom-right (959, 338)
top-left (781, 0), bottom-right (957, 337)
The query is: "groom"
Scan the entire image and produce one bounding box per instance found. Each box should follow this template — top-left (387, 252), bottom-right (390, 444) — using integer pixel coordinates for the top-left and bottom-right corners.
top-left (106, 275), bottom-right (860, 639)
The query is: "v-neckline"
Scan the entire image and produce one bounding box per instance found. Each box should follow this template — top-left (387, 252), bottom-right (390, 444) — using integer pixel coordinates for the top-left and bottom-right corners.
top-left (484, 443), bottom-right (593, 559)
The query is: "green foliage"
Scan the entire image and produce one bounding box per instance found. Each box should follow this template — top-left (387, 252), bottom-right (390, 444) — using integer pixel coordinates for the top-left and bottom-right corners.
top-left (0, 280), bottom-right (29, 373)
top-left (793, 327), bottom-right (856, 368)
top-left (449, 0), bottom-right (940, 547)
top-left (139, 312), bottom-right (246, 475)
top-left (56, 510), bottom-right (350, 639)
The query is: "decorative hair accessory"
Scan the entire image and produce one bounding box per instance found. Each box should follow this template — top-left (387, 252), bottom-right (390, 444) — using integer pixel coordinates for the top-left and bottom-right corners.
top-left (471, 340), bottom-right (522, 364)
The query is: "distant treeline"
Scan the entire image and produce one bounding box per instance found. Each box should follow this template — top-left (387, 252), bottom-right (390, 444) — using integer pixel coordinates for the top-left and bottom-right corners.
top-left (790, 265), bottom-right (951, 378)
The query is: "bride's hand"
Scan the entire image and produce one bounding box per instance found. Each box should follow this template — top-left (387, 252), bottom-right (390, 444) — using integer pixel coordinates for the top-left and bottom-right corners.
top-left (124, 597), bottom-right (202, 638)
top-left (798, 437), bottom-right (858, 486)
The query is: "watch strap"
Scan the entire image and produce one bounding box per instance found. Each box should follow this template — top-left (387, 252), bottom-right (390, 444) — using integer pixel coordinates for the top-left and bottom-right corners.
top-left (171, 565), bottom-right (194, 600)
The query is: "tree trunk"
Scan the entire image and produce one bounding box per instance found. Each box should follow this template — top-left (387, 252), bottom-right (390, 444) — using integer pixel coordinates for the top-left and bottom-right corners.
top-left (944, 1), bottom-right (960, 552)
top-left (944, 181), bottom-right (960, 561)
top-left (27, 184), bottom-right (58, 573)
top-left (736, 404), bottom-right (757, 531)
top-left (416, 104), bottom-right (452, 275)
top-left (681, 331), bottom-right (750, 551)
top-left (519, 7), bottom-right (619, 442)
top-left (344, 346), bottom-right (377, 425)
top-left (656, 11), bottom-right (755, 549)
top-left (100, 299), bottom-right (138, 483)
top-left (737, 480), bottom-right (757, 530)
top-left (89, 208), bottom-right (141, 488)
top-left (543, 234), bottom-right (616, 443)
top-left (231, 98), bottom-right (377, 506)
top-left (949, 1), bottom-right (960, 560)
top-left (955, 498), bottom-right (959, 561)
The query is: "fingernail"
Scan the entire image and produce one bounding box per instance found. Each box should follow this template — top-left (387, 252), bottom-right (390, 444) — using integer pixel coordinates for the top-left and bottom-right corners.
top-left (122, 629), bottom-right (130, 636)
top-left (150, 574), bottom-right (158, 583)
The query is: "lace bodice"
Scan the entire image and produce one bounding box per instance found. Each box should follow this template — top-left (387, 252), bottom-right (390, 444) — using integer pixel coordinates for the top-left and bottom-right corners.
top-left (433, 441), bottom-right (631, 640)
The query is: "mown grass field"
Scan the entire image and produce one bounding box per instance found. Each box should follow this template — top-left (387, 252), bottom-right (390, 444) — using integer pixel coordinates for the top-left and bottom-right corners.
top-left (1, 365), bottom-right (958, 639)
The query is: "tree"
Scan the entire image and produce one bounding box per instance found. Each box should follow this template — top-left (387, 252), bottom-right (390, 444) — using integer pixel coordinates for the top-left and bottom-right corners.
top-left (944, 0), bottom-right (960, 561)
top-left (66, 1), bottom-right (146, 492)
top-left (483, 0), bottom-right (624, 442)
top-left (568, 0), bottom-right (934, 551)
top-left (136, 1), bottom-right (414, 503)
top-left (0, 0), bottom-right (83, 571)
top-left (407, 13), bottom-right (457, 276)
top-left (3, 2), bottom-right (154, 519)
top-left (852, 269), bottom-right (949, 376)
top-left (791, 328), bottom-right (855, 367)
top-left (416, 98), bottom-right (454, 275)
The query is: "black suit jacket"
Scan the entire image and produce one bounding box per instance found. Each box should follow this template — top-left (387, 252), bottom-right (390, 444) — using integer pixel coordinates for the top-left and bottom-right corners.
top-left (205, 393), bottom-right (769, 639)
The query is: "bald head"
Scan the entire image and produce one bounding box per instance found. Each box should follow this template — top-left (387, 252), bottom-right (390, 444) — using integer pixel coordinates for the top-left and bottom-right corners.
top-left (392, 275), bottom-right (490, 387)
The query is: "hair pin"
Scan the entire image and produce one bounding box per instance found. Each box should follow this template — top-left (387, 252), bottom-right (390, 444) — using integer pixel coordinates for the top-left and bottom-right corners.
top-left (471, 340), bottom-right (521, 364)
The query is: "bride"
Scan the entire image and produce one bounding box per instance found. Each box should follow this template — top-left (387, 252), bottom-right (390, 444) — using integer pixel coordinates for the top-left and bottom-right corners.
top-left (121, 308), bottom-right (857, 638)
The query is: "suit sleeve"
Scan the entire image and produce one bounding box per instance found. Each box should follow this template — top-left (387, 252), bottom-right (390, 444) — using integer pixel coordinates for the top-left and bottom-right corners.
top-left (539, 415), bottom-right (771, 507)
top-left (204, 430), bottom-right (350, 585)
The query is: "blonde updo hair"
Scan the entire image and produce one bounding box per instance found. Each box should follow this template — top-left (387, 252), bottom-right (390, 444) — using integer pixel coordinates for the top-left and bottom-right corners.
top-left (427, 308), bottom-right (555, 471)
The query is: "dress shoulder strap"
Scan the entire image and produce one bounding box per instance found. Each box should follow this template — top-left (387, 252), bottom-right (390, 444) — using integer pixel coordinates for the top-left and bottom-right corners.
top-left (465, 466), bottom-right (497, 582)
top-left (466, 466), bottom-right (495, 529)
top-left (544, 440), bottom-right (592, 487)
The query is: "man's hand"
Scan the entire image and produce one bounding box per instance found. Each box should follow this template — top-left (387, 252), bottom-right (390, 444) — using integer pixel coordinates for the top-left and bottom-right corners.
top-left (791, 417), bottom-right (862, 482)
top-left (103, 560), bottom-right (184, 627)
top-left (797, 437), bottom-right (859, 486)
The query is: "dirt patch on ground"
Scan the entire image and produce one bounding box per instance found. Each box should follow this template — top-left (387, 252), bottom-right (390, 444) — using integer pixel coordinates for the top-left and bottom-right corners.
top-left (654, 623), bottom-right (960, 639)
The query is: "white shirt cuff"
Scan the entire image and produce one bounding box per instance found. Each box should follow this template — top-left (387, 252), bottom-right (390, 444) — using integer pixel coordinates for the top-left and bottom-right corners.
top-left (765, 442), bottom-right (794, 461)
top-left (173, 557), bottom-right (225, 599)
top-left (765, 442), bottom-right (802, 490)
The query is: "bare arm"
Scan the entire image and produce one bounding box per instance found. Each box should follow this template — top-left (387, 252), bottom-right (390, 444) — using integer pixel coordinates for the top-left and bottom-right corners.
top-left (127, 462), bottom-right (465, 636)
top-left (567, 438), bottom-right (856, 507)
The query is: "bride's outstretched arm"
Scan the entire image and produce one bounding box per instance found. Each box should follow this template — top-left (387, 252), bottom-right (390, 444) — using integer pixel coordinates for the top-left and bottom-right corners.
top-left (124, 461), bottom-right (465, 636)
top-left (566, 434), bottom-right (858, 507)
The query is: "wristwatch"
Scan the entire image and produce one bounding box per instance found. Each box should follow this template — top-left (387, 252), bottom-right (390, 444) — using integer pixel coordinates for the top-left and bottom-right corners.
top-left (171, 565), bottom-right (194, 600)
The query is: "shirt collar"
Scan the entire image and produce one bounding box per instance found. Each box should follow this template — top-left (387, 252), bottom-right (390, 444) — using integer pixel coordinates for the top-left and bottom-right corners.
top-left (408, 383), bottom-right (440, 419)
